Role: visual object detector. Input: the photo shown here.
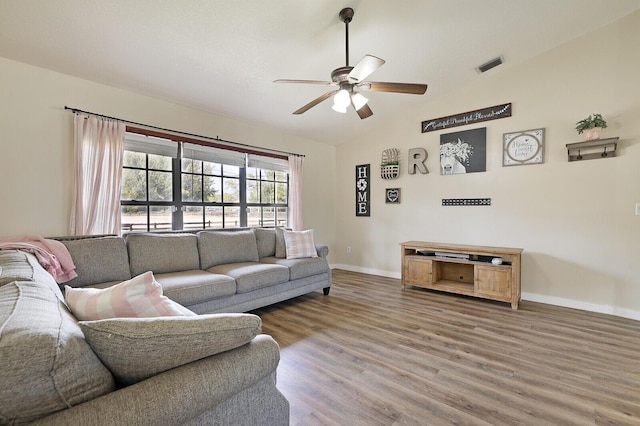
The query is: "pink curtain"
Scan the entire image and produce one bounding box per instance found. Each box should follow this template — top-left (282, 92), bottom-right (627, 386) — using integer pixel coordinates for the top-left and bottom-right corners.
top-left (288, 155), bottom-right (304, 230)
top-left (71, 113), bottom-right (125, 235)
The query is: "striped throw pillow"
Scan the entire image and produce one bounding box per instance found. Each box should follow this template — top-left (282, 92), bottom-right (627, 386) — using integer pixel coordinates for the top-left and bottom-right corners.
top-left (65, 271), bottom-right (188, 320)
top-left (283, 229), bottom-right (318, 259)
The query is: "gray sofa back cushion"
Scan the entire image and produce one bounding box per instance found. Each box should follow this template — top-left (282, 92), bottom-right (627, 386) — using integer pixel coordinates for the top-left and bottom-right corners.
top-left (197, 230), bottom-right (259, 270)
top-left (61, 236), bottom-right (131, 287)
top-left (0, 251), bottom-right (115, 424)
top-left (254, 228), bottom-right (276, 258)
top-left (127, 233), bottom-right (200, 277)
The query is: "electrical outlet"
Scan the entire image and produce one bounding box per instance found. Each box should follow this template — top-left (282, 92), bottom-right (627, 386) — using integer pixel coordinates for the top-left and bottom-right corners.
top-left (636, 203), bottom-right (640, 216)
top-left (346, 246), bottom-right (351, 253)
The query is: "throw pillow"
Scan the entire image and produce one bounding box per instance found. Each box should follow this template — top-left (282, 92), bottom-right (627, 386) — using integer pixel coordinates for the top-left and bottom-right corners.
top-left (275, 226), bottom-right (287, 258)
top-left (284, 229), bottom-right (318, 259)
top-left (65, 271), bottom-right (189, 320)
top-left (78, 313), bottom-right (262, 385)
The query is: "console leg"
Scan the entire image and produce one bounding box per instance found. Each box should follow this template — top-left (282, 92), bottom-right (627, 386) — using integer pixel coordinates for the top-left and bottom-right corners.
top-left (323, 287), bottom-right (330, 295)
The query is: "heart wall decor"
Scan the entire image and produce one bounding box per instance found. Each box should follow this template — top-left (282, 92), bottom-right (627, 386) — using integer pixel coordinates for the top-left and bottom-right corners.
top-left (385, 188), bottom-right (400, 204)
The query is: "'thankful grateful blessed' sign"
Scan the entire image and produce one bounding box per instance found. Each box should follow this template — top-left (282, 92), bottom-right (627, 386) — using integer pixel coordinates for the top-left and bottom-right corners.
top-left (421, 103), bottom-right (512, 133)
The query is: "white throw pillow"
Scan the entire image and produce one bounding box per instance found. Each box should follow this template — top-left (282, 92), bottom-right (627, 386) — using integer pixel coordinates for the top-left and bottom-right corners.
top-left (65, 271), bottom-right (192, 320)
top-left (283, 229), bottom-right (318, 259)
top-left (78, 313), bottom-right (262, 385)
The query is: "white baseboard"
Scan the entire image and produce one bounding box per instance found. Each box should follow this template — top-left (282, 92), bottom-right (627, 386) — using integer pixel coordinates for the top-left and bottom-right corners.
top-left (330, 265), bottom-right (640, 321)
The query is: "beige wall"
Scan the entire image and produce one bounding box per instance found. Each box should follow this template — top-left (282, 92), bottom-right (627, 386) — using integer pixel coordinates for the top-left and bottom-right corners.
top-left (334, 11), bottom-right (640, 319)
top-left (0, 57), bottom-right (336, 251)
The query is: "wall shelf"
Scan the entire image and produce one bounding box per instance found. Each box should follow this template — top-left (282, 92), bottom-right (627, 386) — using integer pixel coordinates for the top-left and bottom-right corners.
top-left (566, 137), bottom-right (619, 162)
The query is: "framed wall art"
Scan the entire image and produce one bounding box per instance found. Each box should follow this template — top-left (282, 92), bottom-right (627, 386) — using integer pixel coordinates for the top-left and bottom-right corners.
top-left (440, 127), bottom-right (487, 175)
top-left (503, 128), bottom-right (545, 166)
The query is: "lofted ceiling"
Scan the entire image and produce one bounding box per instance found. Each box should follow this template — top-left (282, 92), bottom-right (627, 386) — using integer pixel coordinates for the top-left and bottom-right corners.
top-left (1, 0), bottom-right (639, 146)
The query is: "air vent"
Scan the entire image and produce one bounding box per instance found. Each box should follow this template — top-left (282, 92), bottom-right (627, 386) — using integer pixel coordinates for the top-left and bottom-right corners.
top-left (476, 56), bottom-right (503, 74)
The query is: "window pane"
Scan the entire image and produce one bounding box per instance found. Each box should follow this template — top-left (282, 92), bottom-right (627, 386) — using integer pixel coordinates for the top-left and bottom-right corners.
top-left (123, 151), bottom-right (145, 168)
top-left (223, 165), bottom-right (239, 177)
top-left (149, 154), bottom-right (172, 171)
top-left (203, 176), bottom-right (221, 202)
top-left (276, 182), bottom-right (287, 204)
top-left (183, 206), bottom-right (204, 230)
top-left (121, 168), bottom-right (146, 201)
top-left (149, 206), bottom-right (172, 231)
top-left (263, 170), bottom-right (275, 180)
top-left (261, 206), bottom-right (275, 227)
top-left (121, 205), bottom-right (147, 233)
top-left (246, 167), bottom-right (258, 179)
top-left (275, 171), bottom-right (287, 182)
top-left (261, 181), bottom-right (275, 204)
top-left (223, 177), bottom-right (240, 202)
top-left (181, 158), bottom-right (202, 173)
top-left (149, 171), bottom-right (172, 202)
top-left (247, 180), bottom-right (259, 203)
top-left (182, 174), bottom-right (202, 202)
top-left (203, 161), bottom-right (220, 175)
top-left (276, 207), bottom-right (288, 227)
top-left (224, 206), bottom-right (240, 228)
top-left (247, 207), bottom-right (261, 228)
top-left (205, 206), bottom-right (223, 229)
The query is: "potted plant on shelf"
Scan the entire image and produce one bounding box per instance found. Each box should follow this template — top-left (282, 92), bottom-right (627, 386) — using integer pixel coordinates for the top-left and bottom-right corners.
top-left (575, 113), bottom-right (607, 141)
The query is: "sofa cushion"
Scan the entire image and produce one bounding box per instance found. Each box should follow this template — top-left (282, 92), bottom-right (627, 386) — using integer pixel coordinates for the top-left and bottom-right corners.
top-left (0, 252), bottom-right (115, 424)
top-left (78, 313), bottom-right (262, 386)
top-left (284, 229), bottom-right (318, 259)
top-left (208, 262), bottom-right (289, 293)
top-left (127, 233), bottom-right (200, 277)
top-left (0, 249), bottom-right (37, 288)
top-left (254, 228), bottom-right (276, 258)
top-left (155, 270), bottom-right (237, 306)
top-left (260, 256), bottom-right (329, 281)
top-left (61, 236), bottom-right (132, 288)
top-left (197, 230), bottom-right (259, 269)
top-left (274, 226), bottom-right (286, 258)
top-left (65, 271), bottom-right (187, 320)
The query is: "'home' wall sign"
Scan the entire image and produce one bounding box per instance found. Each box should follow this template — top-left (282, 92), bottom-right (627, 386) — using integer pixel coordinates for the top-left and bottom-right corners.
top-left (355, 164), bottom-right (370, 217)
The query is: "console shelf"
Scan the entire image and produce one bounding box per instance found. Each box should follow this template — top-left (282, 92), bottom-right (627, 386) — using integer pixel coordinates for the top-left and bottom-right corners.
top-left (401, 241), bottom-right (523, 309)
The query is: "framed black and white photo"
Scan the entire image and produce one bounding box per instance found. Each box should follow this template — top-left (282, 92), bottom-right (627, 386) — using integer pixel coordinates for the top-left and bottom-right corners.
top-left (503, 128), bottom-right (545, 166)
top-left (440, 127), bottom-right (487, 175)
top-left (385, 188), bottom-right (400, 204)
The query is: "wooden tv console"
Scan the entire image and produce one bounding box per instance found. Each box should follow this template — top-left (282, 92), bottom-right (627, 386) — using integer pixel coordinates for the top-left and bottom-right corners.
top-left (400, 241), bottom-right (523, 309)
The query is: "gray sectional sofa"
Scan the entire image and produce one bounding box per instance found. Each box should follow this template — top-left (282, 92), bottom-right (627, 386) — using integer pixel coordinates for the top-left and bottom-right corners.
top-left (0, 227), bottom-right (330, 424)
top-left (60, 227), bottom-right (331, 313)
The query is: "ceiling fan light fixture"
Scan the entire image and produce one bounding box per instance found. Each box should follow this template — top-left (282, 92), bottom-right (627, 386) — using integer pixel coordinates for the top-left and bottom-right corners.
top-left (333, 89), bottom-right (351, 108)
top-left (351, 92), bottom-right (369, 111)
top-left (332, 103), bottom-right (348, 113)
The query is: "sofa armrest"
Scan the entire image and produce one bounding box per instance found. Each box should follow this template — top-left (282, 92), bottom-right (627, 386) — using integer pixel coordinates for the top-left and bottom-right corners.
top-left (32, 335), bottom-right (287, 426)
top-left (315, 244), bottom-right (329, 258)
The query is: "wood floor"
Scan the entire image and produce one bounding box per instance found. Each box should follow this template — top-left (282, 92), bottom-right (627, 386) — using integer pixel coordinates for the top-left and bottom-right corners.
top-left (251, 269), bottom-right (640, 426)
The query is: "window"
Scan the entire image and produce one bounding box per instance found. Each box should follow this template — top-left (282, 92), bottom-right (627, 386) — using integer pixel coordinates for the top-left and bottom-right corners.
top-left (120, 132), bottom-right (289, 232)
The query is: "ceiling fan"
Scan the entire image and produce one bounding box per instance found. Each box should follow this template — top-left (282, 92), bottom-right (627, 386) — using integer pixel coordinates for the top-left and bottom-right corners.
top-left (274, 7), bottom-right (428, 119)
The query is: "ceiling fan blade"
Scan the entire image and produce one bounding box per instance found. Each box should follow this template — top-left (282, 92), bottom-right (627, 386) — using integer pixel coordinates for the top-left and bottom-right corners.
top-left (355, 103), bottom-right (373, 119)
top-left (348, 55), bottom-right (385, 82)
top-left (292, 90), bottom-right (338, 115)
top-left (274, 79), bottom-right (334, 85)
top-left (362, 81), bottom-right (428, 95)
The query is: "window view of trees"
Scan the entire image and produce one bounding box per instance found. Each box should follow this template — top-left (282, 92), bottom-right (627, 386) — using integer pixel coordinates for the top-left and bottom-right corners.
top-left (120, 146), bottom-right (288, 232)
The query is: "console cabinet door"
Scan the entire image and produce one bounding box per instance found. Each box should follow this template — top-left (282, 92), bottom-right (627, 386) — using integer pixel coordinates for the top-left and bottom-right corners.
top-left (403, 258), bottom-right (433, 287)
top-left (475, 266), bottom-right (511, 301)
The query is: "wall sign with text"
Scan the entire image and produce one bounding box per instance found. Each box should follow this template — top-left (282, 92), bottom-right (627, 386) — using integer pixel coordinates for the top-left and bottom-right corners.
top-left (355, 164), bottom-right (370, 217)
top-left (422, 103), bottom-right (512, 133)
top-left (503, 128), bottom-right (545, 166)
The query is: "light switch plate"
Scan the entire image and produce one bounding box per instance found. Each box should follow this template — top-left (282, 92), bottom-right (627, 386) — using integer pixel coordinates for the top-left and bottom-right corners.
top-left (636, 203), bottom-right (640, 216)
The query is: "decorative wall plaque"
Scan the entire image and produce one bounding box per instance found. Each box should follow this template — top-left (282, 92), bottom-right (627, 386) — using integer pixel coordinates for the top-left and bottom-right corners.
top-left (422, 103), bottom-right (511, 133)
top-left (440, 128), bottom-right (487, 175)
top-left (503, 128), bottom-right (545, 166)
top-left (385, 188), bottom-right (401, 204)
top-left (355, 164), bottom-right (370, 217)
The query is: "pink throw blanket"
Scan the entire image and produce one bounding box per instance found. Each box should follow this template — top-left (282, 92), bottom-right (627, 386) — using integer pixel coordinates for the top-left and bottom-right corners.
top-left (0, 235), bottom-right (78, 283)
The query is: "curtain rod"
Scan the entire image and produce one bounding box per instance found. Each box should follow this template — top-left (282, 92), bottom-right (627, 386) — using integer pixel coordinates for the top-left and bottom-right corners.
top-left (64, 106), bottom-right (305, 158)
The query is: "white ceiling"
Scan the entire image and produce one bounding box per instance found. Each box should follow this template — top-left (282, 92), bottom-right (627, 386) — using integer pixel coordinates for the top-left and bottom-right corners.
top-left (1, 0), bottom-right (639, 145)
